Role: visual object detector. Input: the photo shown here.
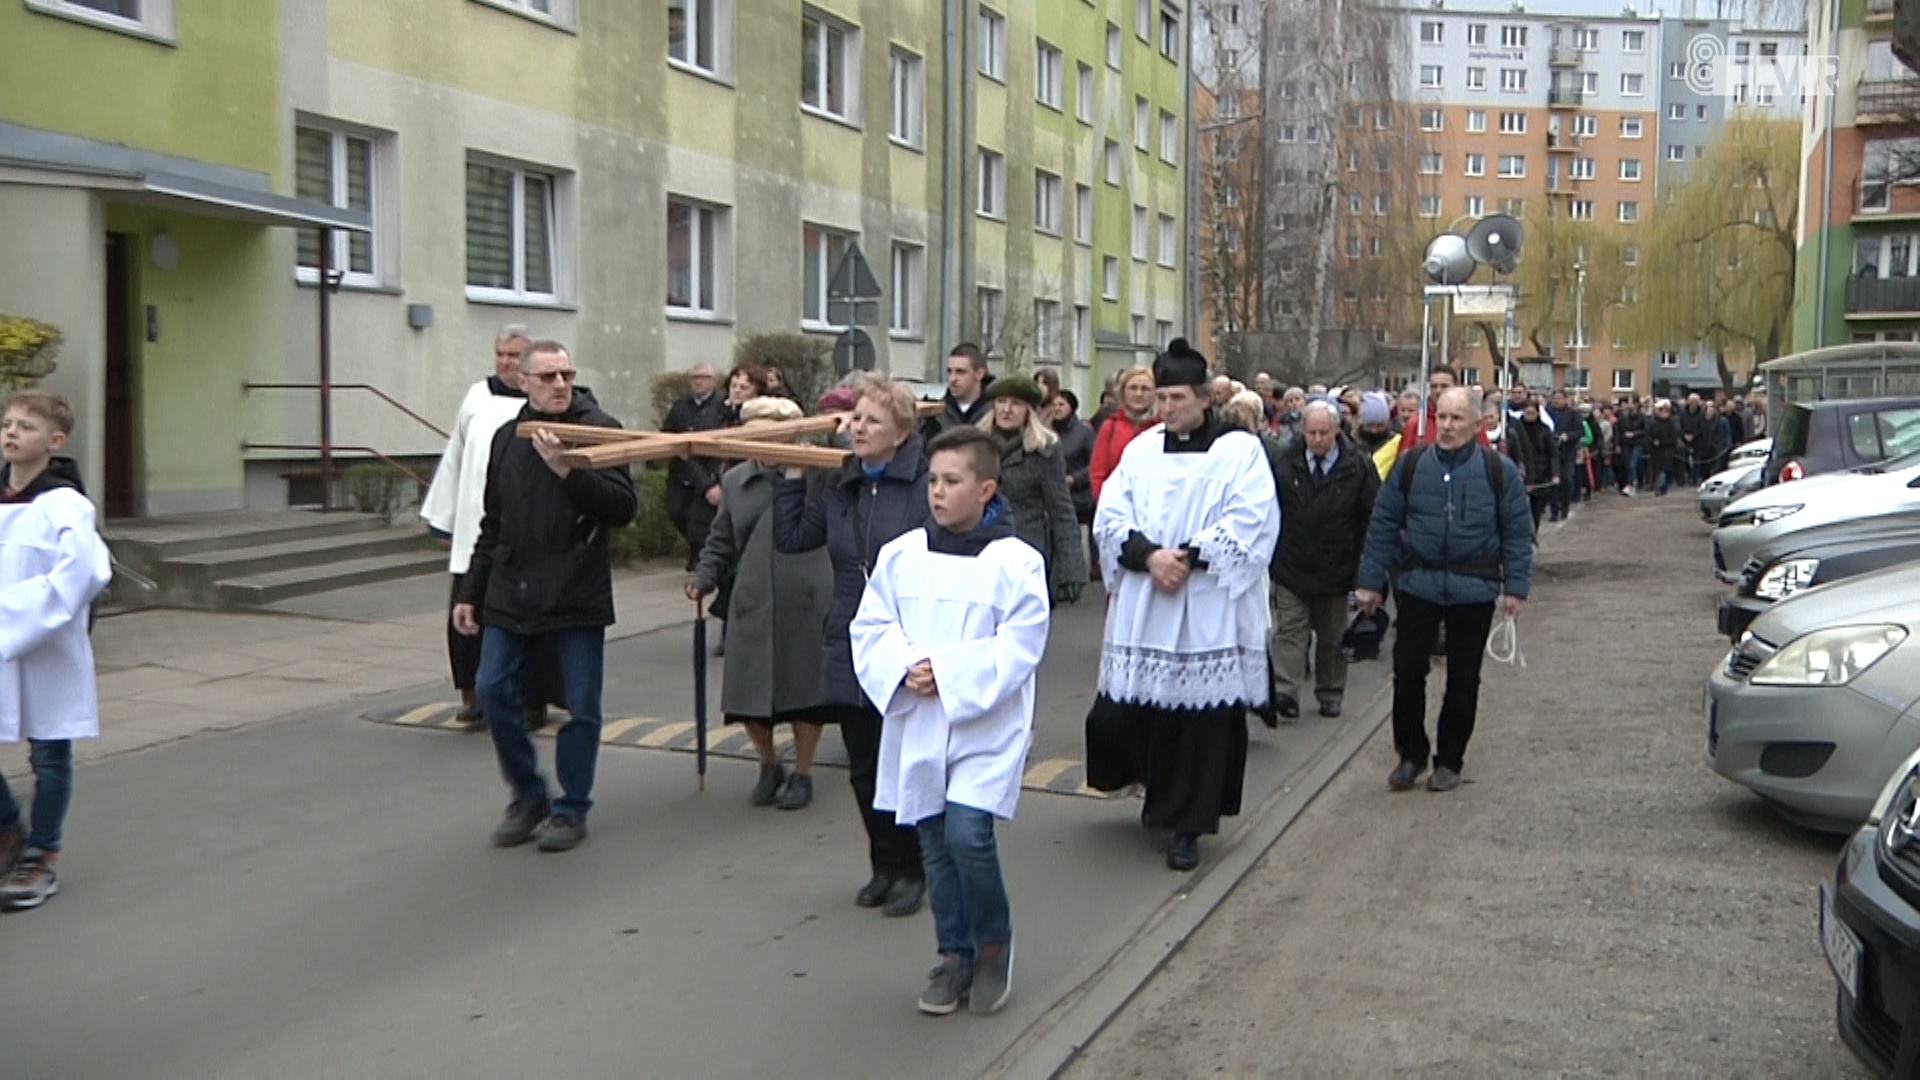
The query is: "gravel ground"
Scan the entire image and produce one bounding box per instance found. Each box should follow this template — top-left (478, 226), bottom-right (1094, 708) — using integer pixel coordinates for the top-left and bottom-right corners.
top-left (1068, 494), bottom-right (1868, 1077)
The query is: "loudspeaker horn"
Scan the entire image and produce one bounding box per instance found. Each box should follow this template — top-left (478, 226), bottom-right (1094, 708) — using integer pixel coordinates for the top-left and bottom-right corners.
top-left (1423, 233), bottom-right (1474, 286)
top-left (1466, 214), bottom-right (1524, 274)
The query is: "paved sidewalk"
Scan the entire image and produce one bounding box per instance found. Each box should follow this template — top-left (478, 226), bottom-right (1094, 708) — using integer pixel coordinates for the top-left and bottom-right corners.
top-left (24, 563), bottom-right (694, 775)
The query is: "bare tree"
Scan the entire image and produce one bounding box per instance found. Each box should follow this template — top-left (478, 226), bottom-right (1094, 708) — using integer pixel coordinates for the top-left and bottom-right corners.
top-left (1194, 1), bottom-right (1267, 375)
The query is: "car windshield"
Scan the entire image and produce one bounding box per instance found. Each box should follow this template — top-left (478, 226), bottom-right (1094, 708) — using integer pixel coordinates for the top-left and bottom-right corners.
top-left (1767, 405), bottom-right (1811, 483)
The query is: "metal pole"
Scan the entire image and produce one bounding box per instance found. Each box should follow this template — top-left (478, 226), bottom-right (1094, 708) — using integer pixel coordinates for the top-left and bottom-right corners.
top-left (1183, 0), bottom-right (1199, 338)
top-left (1814, 0), bottom-right (1839, 347)
top-left (1439, 296), bottom-right (1450, 373)
top-left (318, 226), bottom-right (334, 512)
top-left (1574, 262), bottom-right (1586, 394)
top-left (1416, 294), bottom-right (1433, 441)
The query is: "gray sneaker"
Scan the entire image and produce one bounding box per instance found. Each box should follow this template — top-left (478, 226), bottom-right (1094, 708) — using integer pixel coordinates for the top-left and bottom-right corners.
top-left (0, 849), bottom-right (57, 911)
top-left (970, 939), bottom-right (1014, 1015)
top-left (489, 797), bottom-right (551, 848)
top-left (749, 763), bottom-right (787, 807)
top-left (535, 814), bottom-right (587, 852)
top-left (1428, 766), bottom-right (1462, 793)
top-left (918, 956), bottom-right (972, 1016)
top-left (777, 773), bottom-right (813, 811)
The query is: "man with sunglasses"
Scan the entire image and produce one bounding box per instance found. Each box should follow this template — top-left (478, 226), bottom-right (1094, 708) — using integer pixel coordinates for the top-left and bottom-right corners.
top-left (454, 341), bottom-right (638, 854)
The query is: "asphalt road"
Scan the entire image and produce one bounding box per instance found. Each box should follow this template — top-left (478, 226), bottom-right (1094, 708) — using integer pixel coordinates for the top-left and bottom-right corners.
top-left (0, 585), bottom-right (1390, 1078)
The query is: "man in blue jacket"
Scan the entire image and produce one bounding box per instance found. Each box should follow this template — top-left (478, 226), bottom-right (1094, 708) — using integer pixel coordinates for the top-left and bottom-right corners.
top-left (1355, 388), bottom-right (1533, 794)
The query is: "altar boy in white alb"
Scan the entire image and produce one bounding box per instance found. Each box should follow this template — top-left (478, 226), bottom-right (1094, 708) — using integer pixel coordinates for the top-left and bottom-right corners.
top-left (851, 426), bottom-right (1051, 1019)
top-left (0, 392), bottom-right (113, 911)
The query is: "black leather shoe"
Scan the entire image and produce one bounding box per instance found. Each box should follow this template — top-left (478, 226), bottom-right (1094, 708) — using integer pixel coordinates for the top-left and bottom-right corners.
top-left (1167, 833), bottom-right (1200, 872)
top-left (1428, 766), bottom-right (1462, 793)
top-left (883, 876), bottom-right (926, 917)
top-left (1319, 700), bottom-right (1342, 718)
top-left (1388, 759), bottom-right (1425, 791)
top-left (1276, 694), bottom-right (1300, 720)
top-left (855, 873), bottom-right (891, 908)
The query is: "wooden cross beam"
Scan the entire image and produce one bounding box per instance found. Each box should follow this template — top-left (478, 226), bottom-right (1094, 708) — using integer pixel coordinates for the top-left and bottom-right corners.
top-left (516, 401), bottom-right (942, 471)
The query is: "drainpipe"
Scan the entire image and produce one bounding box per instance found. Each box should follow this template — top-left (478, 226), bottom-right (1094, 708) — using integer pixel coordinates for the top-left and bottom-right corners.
top-left (957, 0), bottom-right (976, 344)
top-left (318, 226), bottom-right (335, 512)
top-left (1183, 1), bottom-right (1199, 338)
top-left (938, 0), bottom-right (960, 363)
top-left (1814, 0), bottom-right (1840, 346)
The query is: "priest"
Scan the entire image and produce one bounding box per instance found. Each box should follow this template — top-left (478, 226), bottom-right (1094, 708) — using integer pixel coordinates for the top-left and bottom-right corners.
top-left (1086, 338), bottom-right (1281, 872)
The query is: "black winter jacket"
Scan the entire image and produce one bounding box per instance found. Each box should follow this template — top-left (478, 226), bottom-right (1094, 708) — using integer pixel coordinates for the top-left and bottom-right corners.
top-left (461, 397), bottom-right (639, 633)
top-left (1270, 433), bottom-right (1380, 597)
top-left (772, 433), bottom-right (932, 707)
top-left (922, 383), bottom-right (993, 439)
top-left (1616, 411), bottom-right (1648, 449)
top-left (662, 391), bottom-right (727, 494)
top-left (1508, 418), bottom-right (1559, 490)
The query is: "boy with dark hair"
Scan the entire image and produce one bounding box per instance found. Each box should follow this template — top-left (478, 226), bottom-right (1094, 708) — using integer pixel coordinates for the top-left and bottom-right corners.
top-left (0, 391), bottom-right (113, 910)
top-left (851, 425), bottom-right (1050, 1016)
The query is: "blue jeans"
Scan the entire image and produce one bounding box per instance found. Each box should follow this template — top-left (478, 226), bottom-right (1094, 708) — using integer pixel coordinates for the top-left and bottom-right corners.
top-left (1623, 445), bottom-right (1645, 489)
top-left (0, 739), bottom-right (73, 853)
top-left (479, 626), bottom-right (606, 820)
top-left (917, 803), bottom-right (1013, 963)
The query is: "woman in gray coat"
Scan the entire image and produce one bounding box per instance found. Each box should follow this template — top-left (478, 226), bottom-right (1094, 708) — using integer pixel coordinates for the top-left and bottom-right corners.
top-left (980, 374), bottom-right (1089, 602)
top-left (686, 397), bottom-right (834, 810)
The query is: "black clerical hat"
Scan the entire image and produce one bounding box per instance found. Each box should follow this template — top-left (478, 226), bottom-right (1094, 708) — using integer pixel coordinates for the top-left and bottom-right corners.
top-left (1153, 338), bottom-right (1208, 388)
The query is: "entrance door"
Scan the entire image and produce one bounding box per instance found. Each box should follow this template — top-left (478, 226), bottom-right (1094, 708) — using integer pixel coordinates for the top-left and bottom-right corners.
top-left (103, 232), bottom-right (134, 518)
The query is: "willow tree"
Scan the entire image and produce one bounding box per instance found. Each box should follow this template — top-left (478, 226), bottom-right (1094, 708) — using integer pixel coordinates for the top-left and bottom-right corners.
top-left (1616, 115), bottom-right (1799, 387)
top-left (1465, 206), bottom-right (1626, 378)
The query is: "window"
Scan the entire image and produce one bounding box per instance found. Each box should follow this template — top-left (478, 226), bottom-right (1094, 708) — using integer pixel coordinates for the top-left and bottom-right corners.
top-left (1569, 199), bottom-right (1594, 221)
top-left (1420, 107), bottom-right (1444, 131)
top-left (1131, 314), bottom-right (1149, 344)
top-left (1368, 236), bottom-right (1382, 258)
top-left (1498, 154), bottom-right (1526, 178)
top-left (1420, 152), bottom-right (1443, 174)
top-left (295, 125), bottom-right (379, 286)
top-left (978, 7), bottom-right (1006, 80)
top-left (1136, 0), bottom-right (1151, 38)
top-left (1734, 41), bottom-right (1751, 63)
top-left (1500, 25), bottom-right (1526, 48)
top-left (1107, 23), bottom-right (1122, 68)
top-left (1376, 106), bottom-right (1393, 129)
top-left (25, 0), bottom-right (175, 39)
top-left (1075, 184), bottom-right (1093, 245)
top-left (1345, 234), bottom-right (1361, 258)
top-left (465, 157), bottom-right (559, 302)
top-left (1076, 64), bottom-right (1095, 124)
top-left (1035, 41), bottom-right (1063, 108)
top-left (1105, 140), bottom-right (1122, 185)
top-left (1861, 140), bottom-right (1920, 212)
top-left (1621, 244), bottom-right (1639, 267)
top-left (1419, 194), bottom-right (1442, 218)
top-left (978, 149), bottom-right (1006, 219)
top-left (1619, 158), bottom-right (1642, 181)
top-left (1571, 157), bottom-right (1594, 180)
top-left (1467, 22), bottom-right (1487, 46)
top-left (1136, 96), bottom-right (1151, 150)
top-left (1465, 194), bottom-right (1485, 216)
top-left (1668, 103), bottom-right (1686, 121)
top-left (1566, 368), bottom-right (1591, 391)
top-left (1158, 214), bottom-right (1176, 266)
top-left (1575, 27), bottom-right (1599, 51)
top-left (1102, 256), bottom-right (1120, 300)
top-left (1465, 153), bottom-right (1486, 176)
top-left (1500, 196), bottom-right (1524, 215)
top-left (1612, 369), bottom-right (1636, 392)
top-left (802, 9), bottom-right (857, 122)
top-left (1373, 193), bottom-right (1390, 216)
top-left (1154, 319), bottom-right (1172, 349)
top-left (1421, 65), bottom-right (1444, 89)
top-left (889, 243), bottom-right (923, 336)
top-left (1620, 116), bottom-right (1643, 138)
top-left (1658, 351), bottom-right (1679, 368)
top-left (1696, 104), bottom-right (1707, 120)
top-left (1580, 71), bottom-right (1599, 95)
top-left (1466, 67), bottom-right (1486, 90)
top-left (1621, 29), bottom-right (1644, 53)
top-left (1500, 68), bottom-right (1526, 92)
top-left (1574, 114), bottom-right (1596, 138)
top-left (668, 0), bottom-right (730, 77)
top-left (1132, 205), bottom-right (1149, 260)
top-left (1756, 84), bottom-right (1775, 107)
top-left (1621, 73), bottom-right (1644, 96)
top-left (1669, 61), bottom-right (1685, 80)
top-left (1348, 194), bottom-right (1363, 214)
top-left (1467, 109), bottom-right (1487, 133)
top-left (1499, 111), bottom-right (1527, 134)
top-left (802, 223), bottom-right (853, 326)
top-left (1618, 200), bottom-right (1640, 223)
top-left (1074, 305), bottom-right (1091, 366)
top-left (1217, 94), bottom-right (1241, 119)
top-left (1421, 20), bottom-right (1444, 44)
top-left (1030, 169), bottom-right (1062, 235)
top-left (977, 287), bottom-right (1004, 353)
top-left (1033, 299), bottom-right (1060, 362)
top-left (1223, 226), bottom-right (1241, 253)
top-left (1161, 11), bottom-right (1181, 58)
top-left (666, 199), bottom-right (728, 316)
top-left (1160, 111), bottom-right (1179, 162)
top-left (890, 49), bottom-right (924, 148)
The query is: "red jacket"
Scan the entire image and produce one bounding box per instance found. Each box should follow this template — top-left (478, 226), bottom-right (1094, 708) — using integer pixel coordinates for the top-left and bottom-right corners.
top-left (1395, 406), bottom-right (1491, 459)
top-left (1090, 410), bottom-right (1156, 503)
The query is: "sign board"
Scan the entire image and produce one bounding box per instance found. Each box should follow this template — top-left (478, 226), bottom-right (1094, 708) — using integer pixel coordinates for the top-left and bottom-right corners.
top-left (827, 298), bottom-right (881, 327)
top-left (833, 328), bottom-right (876, 376)
top-left (1450, 285), bottom-right (1517, 317)
top-left (827, 242), bottom-right (884, 300)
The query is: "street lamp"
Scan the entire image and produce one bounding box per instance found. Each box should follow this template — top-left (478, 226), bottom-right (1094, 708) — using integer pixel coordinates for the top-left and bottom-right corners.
top-left (1573, 261), bottom-right (1586, 393)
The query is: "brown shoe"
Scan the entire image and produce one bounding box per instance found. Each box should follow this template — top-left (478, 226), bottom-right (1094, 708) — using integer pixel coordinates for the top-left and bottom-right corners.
top-left (0, 825), bottom-right (21, 877)
top-left (1, 849), bottom-right (57, 910)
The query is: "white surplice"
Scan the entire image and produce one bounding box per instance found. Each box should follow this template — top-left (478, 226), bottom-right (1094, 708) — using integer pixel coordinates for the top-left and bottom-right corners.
top-left (420, 379), bottom-right (526, 574)
top-left (1093, 423), bottom-right (1281, 711)
top-left (850, 530), bottom-right (1051, 826)
top-left (0, 489), bottom-right (112, 743)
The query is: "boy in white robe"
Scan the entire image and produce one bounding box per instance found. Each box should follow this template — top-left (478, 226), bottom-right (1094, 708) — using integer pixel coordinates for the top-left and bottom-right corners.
top-left (0, 392), bottom-right (113, 910)
top-left (851, 426), bottom-right (1050, 1018)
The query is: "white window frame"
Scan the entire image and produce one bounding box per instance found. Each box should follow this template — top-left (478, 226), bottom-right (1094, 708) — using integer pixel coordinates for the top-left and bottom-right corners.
top-left (978, 148), bottom-right (1007, 220)
top-left (1160, 10), bottom-right (1180, 59)
top-left (1467, 22), bottom-right (1487, 46)
top-left (1421, 19), bottom-right (1444, 44)
top-left (1498, 154), bottom-right (1526, 178)
top-left (1621, 116), bottom-right (1643, 139)
top-left (1658, 351), bottom-right (1680, 368)
top-left (1105, 139), bottom-right (1122, 185)
top-left (1499, 111), bottom-right (1527, 134)
top-left (1574, 114), bottom-right (1597, 138)
top-left (801, 7), bottom-right (860, 124)
top-left (1107, 23), bottom-right (1123, 69)
top-left (1135, 96), bottom-right (1152, 151)
top-left (1033, 298), bottom-right (1061, 363)
top-left (1612, 368), bottom-right (1636, 393)
top-left (889, 48), bottom-right (925, 149)
top-left (1466, 67), bottom-right (1486, 91)
top-left (295, 122), bottom-right (386, 289)
top-left (1158, 213), bottom-right (1176, 267)
top-left (1136, 0), bottom-right (1152, 39)
top-left (1571, 157), bottom-right (1594, 180)
top-left (468, 0), bottom-right (576, 30)
top-left (978, 7), bottom-right (1007, 81)
top-left (1034, 169), bottom-right (1063, 235)
top-left (1580, 71), bottom-right (1599, 96)
top-left (1421, 107), bottom-right (1445, 132)
top-left (25, 0), bottom-right (177, 42)
top-left (1418, 194), bottom-right (1442, 218)
top-left (1102, 256), bottom-right (1120, 301)
top-left (1464, 194), bottom-right (1485, 216)
top-left (1619, 158), bottom-right (1642, 182)
top-left (1420, 152), bottom-right (1444, 174)
top-left (801, 222), bottom-right (855, 329)
top-left (1621, 29), bottom-right (1645, 53)
top-left (1131, 205), bottom-right (1149, 261)
top-left (1569, 199), bottom-right (1594, 221)
top-left (1575, 27), bottom-right (1599, 51)
top-left (889, 242), bottom-right (924, 338)
top-left (1421, 65), bottom-right (1444, 89)
top-left (1500, 24), bottom-right (1526, 48)
top-left (1035, 40), bottom-right (1064, 110)
top-left (1621, 73), bottom-right (1644, 96)
top-left (978, 287), bottom-right (1005, 355)
top-left (1500, 68), bottom-right (1526, 92)
top-left (1618, 200), bottom-right (1640, 223)
top-left (668, 0), bottom-right (733, 79)
top-left (1160, 111), bottom-right (1179, 163)
top-left (1669, 61), bottom-right (1685, 80)
top-left (1466, 110), bottom-right (1487, 133)
top-left (1074, 183), bottom-right (1093, 246)
top-left (1077, 63), bottom-right (1096, 124)
top-left (464, 154), bottom-right (568, 305)
top-left (1465, 152), bottom-right (1486, 177)
top-left (1074, 305), bottom-right (1092, 367)
top-left (665, 197), bottom-right (731, 319)
top-left (1668, 103), bottom-right (1686, 121)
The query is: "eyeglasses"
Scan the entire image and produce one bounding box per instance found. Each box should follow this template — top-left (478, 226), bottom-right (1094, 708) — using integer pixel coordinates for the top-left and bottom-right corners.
top-left (528, 369), bottom-right (577, 385)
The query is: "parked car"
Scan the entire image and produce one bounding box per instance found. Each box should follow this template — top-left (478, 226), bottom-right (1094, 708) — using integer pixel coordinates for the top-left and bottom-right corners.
top-left (1706, 562), bottom-right (1920, 832)
top-left (1697, 461), bottom-right (1764, 522)
top-left (1716, 510), bottom-right (1920, 641)
top-left (1711, 454), bottom-right (1920, 583)
top-left (1766, 397), bottom-right (1920, 485)
top-left (1731, 437), bottom-right (1773, 469)
top-left (1823, 746), bottom-right (1920, 1075)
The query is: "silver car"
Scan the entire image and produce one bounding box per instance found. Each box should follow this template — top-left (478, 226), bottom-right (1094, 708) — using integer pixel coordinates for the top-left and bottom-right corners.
top-left (1697, 462), bottom-right (1764, 522)
top-left (1711, 456), bottom-right (1920, 582)
top-left (1707, 562), bottom-right (1920, 831)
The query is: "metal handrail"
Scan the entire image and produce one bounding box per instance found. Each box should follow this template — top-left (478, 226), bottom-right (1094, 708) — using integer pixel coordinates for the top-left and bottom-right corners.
top-left (245, 382), bottom-right (449, 440)
top-left (242, 443), bottom-right (433, 490)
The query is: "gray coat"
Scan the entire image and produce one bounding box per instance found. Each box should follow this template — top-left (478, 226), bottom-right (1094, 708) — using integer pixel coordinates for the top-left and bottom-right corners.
top-left (993, 431), bottom-right (1088, 592)
top-left (690, 463), bottom-right (833, 719)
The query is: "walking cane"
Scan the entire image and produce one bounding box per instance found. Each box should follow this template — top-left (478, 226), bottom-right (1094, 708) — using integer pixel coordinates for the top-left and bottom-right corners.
top-left (691, 597), bottom-right (709, 791)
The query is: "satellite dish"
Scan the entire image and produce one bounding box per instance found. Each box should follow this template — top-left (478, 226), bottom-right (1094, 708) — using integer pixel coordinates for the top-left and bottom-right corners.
top-left (1423, 233), bottom-right (1474, 285)
top-left (1466, 214), bottom-right (1525, 274)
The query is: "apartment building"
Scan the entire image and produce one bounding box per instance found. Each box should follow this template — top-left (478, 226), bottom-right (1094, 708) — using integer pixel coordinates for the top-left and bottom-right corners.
top-left (0, 0), bottom-right (1186, 516)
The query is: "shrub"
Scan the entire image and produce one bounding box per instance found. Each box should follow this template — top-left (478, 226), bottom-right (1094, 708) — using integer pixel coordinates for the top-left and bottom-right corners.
top-left (0, 315), bottom-right (60, 391)
top-left (736, 332), bottom-right (832, 410)
top-left (342, 461), bottom-right (404, 519)
top-left (610, 467), bottom-right (688, 563)
top-left (651, 370), bottom-right (691, 430)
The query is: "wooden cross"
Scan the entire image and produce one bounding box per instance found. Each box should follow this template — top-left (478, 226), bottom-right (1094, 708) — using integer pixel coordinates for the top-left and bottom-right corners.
top-left (516, 401), bottom-right (943, 471)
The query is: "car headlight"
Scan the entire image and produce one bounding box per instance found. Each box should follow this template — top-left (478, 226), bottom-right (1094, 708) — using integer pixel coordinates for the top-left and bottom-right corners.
top-left (1751, 504), bottom-right (1803, 525)
top-left (1754, 558), bottom-right (1821, 600)
top-left (1876, 751), bottom-right (1920, 860)
top-left (1750, 624), bottom-right (1907, 687)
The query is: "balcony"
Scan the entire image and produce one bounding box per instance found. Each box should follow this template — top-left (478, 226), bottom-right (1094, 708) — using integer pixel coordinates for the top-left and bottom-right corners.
top-left (1548, 85), bottom-right (1584, 109)
top-left (1870, 0), bottom-right (1895, 22)
top-left (1846, 274), bottom-right (1920, 317)
top-left (1546, 132), bottom-right (1579, 152)
top-left (1858, 77), bottom-right (1920, 122)
top-left (1549, 43), bottom-right (1581, 67)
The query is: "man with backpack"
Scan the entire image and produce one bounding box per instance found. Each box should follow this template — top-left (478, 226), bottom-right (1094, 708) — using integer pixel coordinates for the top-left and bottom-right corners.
top-left (1355, 389), bottom-right (1533, 795)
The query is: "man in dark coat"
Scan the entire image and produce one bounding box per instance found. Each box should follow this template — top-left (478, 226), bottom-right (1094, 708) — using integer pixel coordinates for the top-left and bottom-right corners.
top-left (454, 341), bottom-right (639, 853)
top-left (1270, 401), bottom-right (1380, 720)
top-left (1615, 397), bottom-right (1648, 493)
top-left (1545, 389), bottom-right (1580, 521)
top-left (662, 362), bottom-right (726, 571)
top-left (923, 343), bottom-right (993, 438)
top-left (1677, 393), bottom-right (1708, 483)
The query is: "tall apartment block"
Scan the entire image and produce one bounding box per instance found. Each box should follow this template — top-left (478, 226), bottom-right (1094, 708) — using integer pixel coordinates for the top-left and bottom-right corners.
top-left (0, 0), bottom-right (1187, 516)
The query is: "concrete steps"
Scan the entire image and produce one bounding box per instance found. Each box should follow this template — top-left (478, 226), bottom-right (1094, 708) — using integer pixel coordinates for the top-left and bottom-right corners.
top-left (103, 511), bottom-right (443, 610)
